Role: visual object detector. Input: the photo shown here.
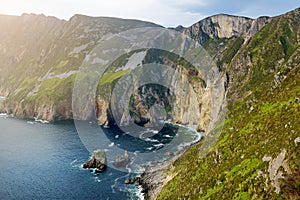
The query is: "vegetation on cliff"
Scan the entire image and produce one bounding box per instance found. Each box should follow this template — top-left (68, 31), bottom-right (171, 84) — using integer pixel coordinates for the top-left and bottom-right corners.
top-left (0, 14), bottom-right (160, 121)
top-left (0, 7), bottom-right (299, 199)
top-left (157, 8), bottom-right (300, 200)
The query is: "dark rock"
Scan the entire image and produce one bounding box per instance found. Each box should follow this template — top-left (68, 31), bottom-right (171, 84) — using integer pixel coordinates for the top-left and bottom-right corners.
top-left (83, 150), bottom-right (107, 172)
top-left (125, 176), bottom-right (142, 185)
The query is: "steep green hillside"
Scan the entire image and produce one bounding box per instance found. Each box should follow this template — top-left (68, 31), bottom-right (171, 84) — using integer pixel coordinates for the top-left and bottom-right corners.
top-left (158, 8), bottom-right (300, 200)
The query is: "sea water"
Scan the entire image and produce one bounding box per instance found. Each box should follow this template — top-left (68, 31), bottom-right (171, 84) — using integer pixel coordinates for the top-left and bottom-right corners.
top-left (0, 113), bottom-right (200, 199)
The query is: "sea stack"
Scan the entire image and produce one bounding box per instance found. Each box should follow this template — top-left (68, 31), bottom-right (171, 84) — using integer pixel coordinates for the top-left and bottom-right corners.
top-left (83, 149), bottom-right (107, 173)
top-left (113, 150), bottom-right (130, 168)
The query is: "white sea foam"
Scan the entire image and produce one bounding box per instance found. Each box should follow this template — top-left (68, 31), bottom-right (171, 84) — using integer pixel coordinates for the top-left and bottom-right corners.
top-left (146, 147), bottom-right (154, 151)
top-left (70, 159), bottom-right (78, 165)
top-left (163, 134), bottom-right (172, 138)
top-left (153, 143), bottom-right (164, 148)
top-left (135, 185), bottom-right (145, 200)
top-left (108, 142), bottom-right (114, 147)
top-left (147, 129), bottom-right (159, 134)
top-left (34, 118), bottom-right (49, 124)
top-left (126, 165), bottom-right (131, 173)
top-left (143, 138), bottom-right (159, 143)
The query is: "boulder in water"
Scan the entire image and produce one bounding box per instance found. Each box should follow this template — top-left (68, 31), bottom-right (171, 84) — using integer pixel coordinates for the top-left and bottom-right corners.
top-left (83, 150), bottom-right (107, 172)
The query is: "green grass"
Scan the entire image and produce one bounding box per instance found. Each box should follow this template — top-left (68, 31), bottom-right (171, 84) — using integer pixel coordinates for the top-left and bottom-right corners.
top-left (157, 11), bottom-right (300, 200)
top-left (99, 69), bottom-right (130, 85)
top-left (158, 67), bottom-right (300, 198)
top-left (56, 60), bottom-right (69, 68)
top-left (94, 150), bottom-right (106, 159)
top-left (220, 37), bottom-right (244, 64)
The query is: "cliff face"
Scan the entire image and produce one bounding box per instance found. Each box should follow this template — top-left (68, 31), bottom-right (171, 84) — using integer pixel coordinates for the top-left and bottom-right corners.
top-left (1, 7), bottom-right (299, 200)
top-left (0, 13), bottom-right (265, 126)
top-left (96, 57), bottom-right (208, 131)
top-left (185, 14), bottom-right (271, 43)
top-left (0, 14), bottom-right (160, 121)
top-left (91, 45), bottom-right (226, 133)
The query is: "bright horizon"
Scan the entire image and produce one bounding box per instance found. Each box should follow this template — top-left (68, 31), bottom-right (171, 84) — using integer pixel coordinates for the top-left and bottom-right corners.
top-left (0, 1), bottom-right (300, 27)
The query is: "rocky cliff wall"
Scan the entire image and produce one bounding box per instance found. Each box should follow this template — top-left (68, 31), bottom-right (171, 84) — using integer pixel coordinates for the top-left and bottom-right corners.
top-left (185, 14), bottom-right (271, 43)
top-left (0, 14), bottom-right (160, 121)
top-left (0, 13), bottom-right (267, 129)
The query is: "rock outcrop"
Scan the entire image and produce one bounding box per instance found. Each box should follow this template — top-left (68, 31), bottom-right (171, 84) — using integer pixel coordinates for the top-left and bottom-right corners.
top-left (83, 150), bottom-right (107, 173)
top-left (113, 150), bottom-right (130, 168)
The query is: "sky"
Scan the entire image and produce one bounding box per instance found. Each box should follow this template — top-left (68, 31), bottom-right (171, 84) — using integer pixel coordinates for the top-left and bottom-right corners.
top-left (0, 0), bottom-right (300, 27)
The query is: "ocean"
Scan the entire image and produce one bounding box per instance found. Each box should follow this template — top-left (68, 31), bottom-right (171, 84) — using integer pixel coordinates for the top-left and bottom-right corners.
top-left (0, 112), bottom-right (200, 199)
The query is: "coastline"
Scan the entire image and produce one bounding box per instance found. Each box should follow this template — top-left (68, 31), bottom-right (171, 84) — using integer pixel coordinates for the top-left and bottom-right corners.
top-left (0, 105), bottom-right (202, 200)
top-left (134, 123), bottom-right (203, 200)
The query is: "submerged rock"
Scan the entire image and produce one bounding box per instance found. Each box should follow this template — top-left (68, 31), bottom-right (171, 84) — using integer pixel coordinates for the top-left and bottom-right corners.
top-left (83, 150), bottom-right (107, 172)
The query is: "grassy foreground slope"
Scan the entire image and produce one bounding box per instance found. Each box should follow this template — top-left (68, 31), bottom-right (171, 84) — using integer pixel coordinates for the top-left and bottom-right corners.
top-left (158, 8), bottom-right (300, 200)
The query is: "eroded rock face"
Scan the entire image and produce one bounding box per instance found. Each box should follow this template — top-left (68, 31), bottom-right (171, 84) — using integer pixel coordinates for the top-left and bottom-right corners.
top-left (185, 14), bottom-right (271, 43)
top-left (266, 149), bottom-right (291, 194)
top-left (91, 15), bottom-right (270, 133)
top-left (1, 101), bottom-right (72, 122)
top-left (96, 95), bottom-right (109, 126)
top-left (96, 62), bottom-right (225, 133)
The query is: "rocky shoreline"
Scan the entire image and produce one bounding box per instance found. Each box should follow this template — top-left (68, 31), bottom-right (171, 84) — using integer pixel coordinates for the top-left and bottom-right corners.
top-left (126, 136), bottom-right (202, 200)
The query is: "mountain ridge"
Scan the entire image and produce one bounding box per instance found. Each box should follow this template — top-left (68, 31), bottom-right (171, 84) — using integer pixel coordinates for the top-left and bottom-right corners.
top-left (0, 7), bottom-right (299, 199)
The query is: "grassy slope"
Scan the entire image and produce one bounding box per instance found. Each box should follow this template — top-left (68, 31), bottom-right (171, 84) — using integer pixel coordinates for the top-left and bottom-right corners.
top-left (158, 9), bottom-right (300, 200)
top-left (99, 69), bottom-right (131, 85)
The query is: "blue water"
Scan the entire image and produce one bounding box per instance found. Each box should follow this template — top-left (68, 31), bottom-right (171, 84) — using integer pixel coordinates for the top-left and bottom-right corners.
top-left (0, 113), bottom-right (200, 200)
top-left (0, 116), bottom-right (134, 200)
